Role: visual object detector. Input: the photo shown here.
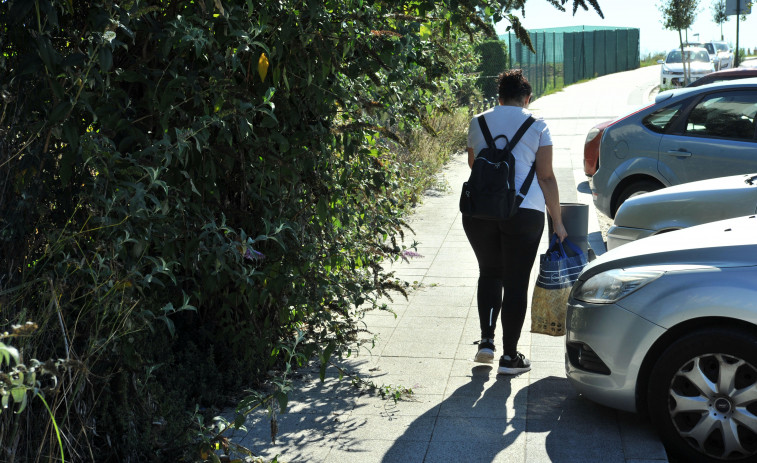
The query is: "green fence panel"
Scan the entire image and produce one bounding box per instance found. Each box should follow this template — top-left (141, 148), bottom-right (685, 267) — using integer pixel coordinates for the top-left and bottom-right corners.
top-left (502, 26), bottom-right (639, 97)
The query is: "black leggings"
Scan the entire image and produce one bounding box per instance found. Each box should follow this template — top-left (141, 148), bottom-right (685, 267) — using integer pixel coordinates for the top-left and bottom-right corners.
top-left (462, 209), bottom-right (544, 357)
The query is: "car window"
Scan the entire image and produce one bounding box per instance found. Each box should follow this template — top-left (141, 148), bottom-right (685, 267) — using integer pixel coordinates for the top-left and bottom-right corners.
top-left (668, 49), bottom-right (711, 63)
top-left (692, 50), bottom-right (710, 62)
top-left (643, 103), bottom-right (684, 133)
top-left (684, 91), bottom-right (757, 140)
top-left (666, 50), bottom-right (682, 63)
top-left (705, 43), bottom-right (715, 54)
top-left (714, 43), bottom-right (729, 52)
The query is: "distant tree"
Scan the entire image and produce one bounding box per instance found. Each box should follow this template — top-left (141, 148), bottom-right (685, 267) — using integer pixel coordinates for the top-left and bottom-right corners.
top-left (660, 0), bottom-right (700, 84)
top-left (475, 40), bottom-right (509, 100)
top-left (712, 0), bottom-right (728, 40)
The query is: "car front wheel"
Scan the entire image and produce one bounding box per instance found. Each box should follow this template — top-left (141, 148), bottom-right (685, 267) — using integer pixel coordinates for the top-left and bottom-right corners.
top-left (648, 328), bottom-right (757, 462)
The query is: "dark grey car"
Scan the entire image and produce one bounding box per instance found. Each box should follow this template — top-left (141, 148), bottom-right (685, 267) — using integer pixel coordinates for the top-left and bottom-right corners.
top-left (590, 78), bottom-right (757, 218)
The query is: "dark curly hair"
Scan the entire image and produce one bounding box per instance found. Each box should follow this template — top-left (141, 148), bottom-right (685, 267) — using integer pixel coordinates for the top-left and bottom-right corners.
top-left (497, 69), bottom-right (532, 102)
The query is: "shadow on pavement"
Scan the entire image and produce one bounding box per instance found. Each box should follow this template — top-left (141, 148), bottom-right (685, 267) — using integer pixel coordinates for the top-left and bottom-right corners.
top-left (576, 181), bottom-right (591, 194)
top-left (381, 372), bottom-right (631, 463)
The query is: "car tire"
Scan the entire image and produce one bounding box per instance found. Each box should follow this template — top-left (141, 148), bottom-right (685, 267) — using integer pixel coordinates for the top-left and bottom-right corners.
top-left (648, 327), bottom-right (757, 462)
top-left (612, 180), bottom-right (662, 217)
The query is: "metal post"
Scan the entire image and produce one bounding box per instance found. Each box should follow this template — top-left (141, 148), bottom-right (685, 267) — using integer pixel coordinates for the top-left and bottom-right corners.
top-left (736, 1), bottom-right (741, 67)
top-left (553, 32), bottom-right (556, 89)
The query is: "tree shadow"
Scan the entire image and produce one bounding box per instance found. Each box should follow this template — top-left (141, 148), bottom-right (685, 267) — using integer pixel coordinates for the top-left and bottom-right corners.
top-left (224, 357), bottom-right (375, 462)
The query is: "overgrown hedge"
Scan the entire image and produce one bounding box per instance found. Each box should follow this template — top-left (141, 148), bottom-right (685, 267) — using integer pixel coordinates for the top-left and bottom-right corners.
top-left (0, 0), bottom-right (599, 460)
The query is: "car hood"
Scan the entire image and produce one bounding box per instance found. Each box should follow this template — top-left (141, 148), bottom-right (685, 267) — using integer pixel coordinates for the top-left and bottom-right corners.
top-left (613, 174), bottom-right (757, 229)
top-left (580, 215), bottom-right (757, 280)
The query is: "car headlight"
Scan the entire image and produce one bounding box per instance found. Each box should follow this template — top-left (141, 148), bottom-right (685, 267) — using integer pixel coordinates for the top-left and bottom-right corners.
top-left (572, 268), bottom-right (663, 304)
top-left (585, 127), bottom-right (601, 143)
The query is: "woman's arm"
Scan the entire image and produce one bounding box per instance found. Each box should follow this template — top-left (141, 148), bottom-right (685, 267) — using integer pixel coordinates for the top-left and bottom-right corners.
top-left (534, 145), bottom-right (568, 241)
top-left (467, 147), bottom-right (475, 169)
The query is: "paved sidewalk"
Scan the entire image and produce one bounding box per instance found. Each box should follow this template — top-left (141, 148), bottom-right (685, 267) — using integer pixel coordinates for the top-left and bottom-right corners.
top-left (231, 66), bottom-right (669, 462)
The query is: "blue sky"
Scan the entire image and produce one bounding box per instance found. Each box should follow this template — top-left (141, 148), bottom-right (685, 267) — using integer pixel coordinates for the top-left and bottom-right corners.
top-left (494, 0), bottom-right (757, 56)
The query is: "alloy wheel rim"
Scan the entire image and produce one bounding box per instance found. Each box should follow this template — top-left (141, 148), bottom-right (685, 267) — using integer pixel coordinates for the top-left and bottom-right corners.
top-left (668, 353), bottom-right (757, 460)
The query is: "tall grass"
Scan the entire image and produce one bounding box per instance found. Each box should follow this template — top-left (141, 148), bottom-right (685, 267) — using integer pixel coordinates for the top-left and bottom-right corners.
top-left (399, 108), bottom-right (471, 201)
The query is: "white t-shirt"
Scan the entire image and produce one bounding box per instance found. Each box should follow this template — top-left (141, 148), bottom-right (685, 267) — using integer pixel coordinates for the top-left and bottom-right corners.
top-left (467, 106), bottom-right (553, 213)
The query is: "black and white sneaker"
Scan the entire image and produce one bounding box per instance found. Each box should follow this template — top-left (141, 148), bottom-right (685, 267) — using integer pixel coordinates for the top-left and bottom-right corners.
top-left (474, 338), bottom-right (495, 363)
top-left (497, 352), bottom-right (531, 374)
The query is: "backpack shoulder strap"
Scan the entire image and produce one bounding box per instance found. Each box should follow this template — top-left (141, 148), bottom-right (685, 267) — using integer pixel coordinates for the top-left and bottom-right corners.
top-left (476, 115), bottom-right (495, 149)
top-left (513, 116), bottom-right (538, 206)
top-left (505, 116), bottom-right (536, 152)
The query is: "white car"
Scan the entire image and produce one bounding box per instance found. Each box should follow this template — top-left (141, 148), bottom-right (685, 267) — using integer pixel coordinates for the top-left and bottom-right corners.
top-left (706, 40), bottom-right (734, 70)
top-left (658, 47), bottom-right (715, 90)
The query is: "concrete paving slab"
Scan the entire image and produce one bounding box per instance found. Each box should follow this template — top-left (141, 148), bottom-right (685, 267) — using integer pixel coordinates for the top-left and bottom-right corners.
top-left (351, 393), bottom-right (444, 417)
top-left (325, 439), bottom-right (428, 463)
top-left (422, 439), bottom-right (528, 463)
top-left (431, 416), bottom-right (526, 442)
top-left (336, 414), bottom-right (437, 442)
top-left (420, 276), bottom-right (479, 287)
top-left (402, 303), bottom-right (471, 318)
top-left (364, 356), bottom-right (454, 377)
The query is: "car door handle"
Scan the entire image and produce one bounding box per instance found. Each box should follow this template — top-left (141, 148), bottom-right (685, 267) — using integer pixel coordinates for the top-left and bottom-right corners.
top-left (665, 150), bottom-right (692, 157)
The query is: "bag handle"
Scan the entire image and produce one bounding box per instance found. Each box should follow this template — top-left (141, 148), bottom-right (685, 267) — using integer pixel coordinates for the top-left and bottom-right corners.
top-left (547, 234), bottom-right (584, 260)
top-left (562, 237), bottom-right (584, 256)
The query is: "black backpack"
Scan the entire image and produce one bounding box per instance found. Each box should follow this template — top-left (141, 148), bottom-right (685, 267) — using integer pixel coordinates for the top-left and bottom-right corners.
top-left (459, 115), bottom-right (536, 221)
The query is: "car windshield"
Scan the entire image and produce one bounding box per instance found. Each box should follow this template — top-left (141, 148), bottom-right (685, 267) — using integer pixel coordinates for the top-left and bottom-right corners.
top-left (714, 42), bottom-right (729, 52)
top-left (666, 50), bottom-right (711, 63)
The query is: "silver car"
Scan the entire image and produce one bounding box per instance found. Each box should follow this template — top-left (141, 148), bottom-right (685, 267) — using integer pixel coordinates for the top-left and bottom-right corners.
top-left (589, 78), bottom-right (757, 218)
top-left (566, 215), bottom-right (757, 462)
top-left (607, 173), bottom-right (757, 250)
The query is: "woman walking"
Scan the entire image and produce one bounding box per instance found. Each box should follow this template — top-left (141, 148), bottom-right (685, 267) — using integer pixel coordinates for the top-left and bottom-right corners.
top-left (463, 69), bottom-right (567, 374)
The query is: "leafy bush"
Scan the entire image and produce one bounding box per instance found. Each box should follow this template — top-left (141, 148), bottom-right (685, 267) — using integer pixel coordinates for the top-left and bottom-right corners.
top-left (0, 0), bottom-right (529, 460)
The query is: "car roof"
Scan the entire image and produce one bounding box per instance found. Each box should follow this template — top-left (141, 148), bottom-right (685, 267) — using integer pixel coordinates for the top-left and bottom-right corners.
top-left (657, 76), bottom-right (757, 102)
top-left (686, 68), bottom-right (757, 87)
top-left (669, 46), bottom-right (708, 52)
top-left (708, 67), bottom-right (757, 77)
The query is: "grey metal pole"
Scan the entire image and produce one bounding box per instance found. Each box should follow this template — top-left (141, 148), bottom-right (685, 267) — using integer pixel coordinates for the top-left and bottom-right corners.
top-left (736, 1), bottom-right (741, 67)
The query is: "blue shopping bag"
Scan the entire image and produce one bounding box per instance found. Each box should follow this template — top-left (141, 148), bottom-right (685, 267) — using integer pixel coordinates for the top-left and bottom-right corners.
top-left (531, 235), bottom-right (588, 336)
top-left (535, 235), bottom-right (587, 290)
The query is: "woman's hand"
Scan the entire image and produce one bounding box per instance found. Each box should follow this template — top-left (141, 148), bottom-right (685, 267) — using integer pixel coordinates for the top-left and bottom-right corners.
top-left (553, 221), bottom-right (568, 242)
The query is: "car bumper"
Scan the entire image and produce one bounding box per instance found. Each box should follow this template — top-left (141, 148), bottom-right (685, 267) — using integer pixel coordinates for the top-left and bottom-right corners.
top-left (660, 73), bottom-right (709, 89)
top-left (565, 299), bottom-right (666, 413)
top-left (606, 225), bottom-right (655, 250)
top-left (588, 173), bottom-right (614, 217)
